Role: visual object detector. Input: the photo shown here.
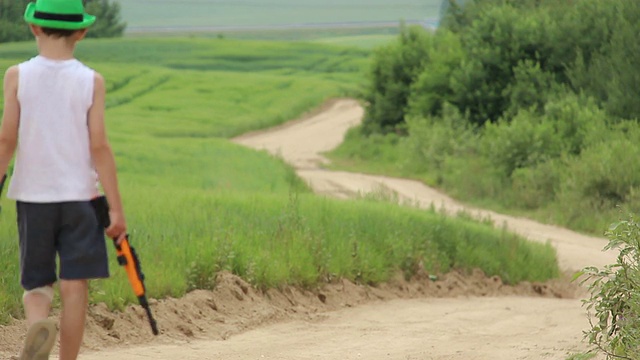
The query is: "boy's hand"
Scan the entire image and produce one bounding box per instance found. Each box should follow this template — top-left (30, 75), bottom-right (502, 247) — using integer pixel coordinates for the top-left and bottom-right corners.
top-left (106, 210), bottom-right (127, 243)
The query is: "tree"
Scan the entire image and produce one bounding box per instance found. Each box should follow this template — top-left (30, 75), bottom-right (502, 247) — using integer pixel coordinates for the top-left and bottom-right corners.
top-left (361, 25), bottom-right (433, 134)
top-left (84, 0), bottom-right (126, 38)
top-left (0, 0), bottom-right (31, 42)
top-left (447, 4), bottom-right (555, 125)
top-left (567, 0), bottom-right (640, 121)
top-left (439, 0), bottom-right (471, 32)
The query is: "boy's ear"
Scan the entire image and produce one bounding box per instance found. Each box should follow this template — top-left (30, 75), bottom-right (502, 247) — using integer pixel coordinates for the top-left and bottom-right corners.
top-left (75, 29), bottom-right (89, 41)
top-left (29, 24), bottom-right (43, 37)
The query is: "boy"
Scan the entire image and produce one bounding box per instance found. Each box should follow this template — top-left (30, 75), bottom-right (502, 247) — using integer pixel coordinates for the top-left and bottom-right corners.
top-left (0, 0), bottom-right (127, 359)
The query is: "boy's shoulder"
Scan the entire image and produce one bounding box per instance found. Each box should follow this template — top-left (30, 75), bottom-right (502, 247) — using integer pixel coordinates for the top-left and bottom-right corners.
top-left (4, 65), bottom-right (19, 75)
top-left (93, 71), bottom-right (105, 89)
top-left (3, 65), bottom-right (19, 86)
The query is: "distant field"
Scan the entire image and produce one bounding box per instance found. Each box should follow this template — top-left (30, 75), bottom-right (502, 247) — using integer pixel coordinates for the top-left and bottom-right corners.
top-left (128, 26), bottom-right (401, 48)
top-left (315, 34), bottom-right (396, 49)
top-left (120, 0), bottom-right (443, 32)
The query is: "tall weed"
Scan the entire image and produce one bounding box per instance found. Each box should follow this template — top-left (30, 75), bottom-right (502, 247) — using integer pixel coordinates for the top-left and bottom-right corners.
top-left (580, 214), bottom-right (640, 359)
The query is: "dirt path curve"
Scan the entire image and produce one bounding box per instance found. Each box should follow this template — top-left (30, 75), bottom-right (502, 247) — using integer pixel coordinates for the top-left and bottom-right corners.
top-left (233, 99), bottom-right (615, 273)
top-left (81, 99), bottom-right (615, 360)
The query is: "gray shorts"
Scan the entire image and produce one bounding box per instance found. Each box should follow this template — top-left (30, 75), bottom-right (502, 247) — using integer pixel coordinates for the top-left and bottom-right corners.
top-left (17, 201), bottom-right (110, 290)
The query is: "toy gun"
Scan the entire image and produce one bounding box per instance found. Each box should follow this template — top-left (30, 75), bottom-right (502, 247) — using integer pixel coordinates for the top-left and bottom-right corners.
top-left (91, 195), bottom-right (159, 336)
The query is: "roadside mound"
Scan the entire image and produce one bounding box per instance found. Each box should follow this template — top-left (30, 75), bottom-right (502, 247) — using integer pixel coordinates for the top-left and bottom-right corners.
top-left (0, 269), bottom-right (581, 358)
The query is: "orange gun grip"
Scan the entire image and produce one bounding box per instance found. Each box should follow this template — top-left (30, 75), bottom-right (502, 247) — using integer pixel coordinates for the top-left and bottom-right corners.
top-left (118, 239), bottom-right (146, 297)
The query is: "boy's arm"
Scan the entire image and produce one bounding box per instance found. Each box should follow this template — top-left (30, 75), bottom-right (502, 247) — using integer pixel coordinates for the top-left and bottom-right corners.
top-left (0, 66), bottom-right (20, 177)
top-left (88, 72), bottom-right (127, 241)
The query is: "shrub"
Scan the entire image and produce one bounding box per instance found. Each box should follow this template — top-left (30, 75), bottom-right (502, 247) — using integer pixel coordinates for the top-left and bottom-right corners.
top-left (566, 0), bottom-right (640, 121)
top-left (559, 138), bottom-right (640, 213)
top-left (503, 60), bottom-right (556, 117)
top-left (407, 30), bottom-right (464, 119)
top-left (481, 109), bottom-right (562, 178)
top-left (510, 159), bottom-right (564, 209)
top-left (405, 103), bottom-right (476, 178)
top-left (543, 93), bottom-right (608, 156)
top-left (362, 25), bottom-right (433, 134)
top-left (448, 3), bottom-right (554, 125)
top-left (580, 215), bottom-right (640, 359)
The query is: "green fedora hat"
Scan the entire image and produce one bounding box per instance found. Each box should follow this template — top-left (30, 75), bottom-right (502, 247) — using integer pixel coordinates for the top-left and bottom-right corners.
top-left (24, 0), bottom-right (96, 30)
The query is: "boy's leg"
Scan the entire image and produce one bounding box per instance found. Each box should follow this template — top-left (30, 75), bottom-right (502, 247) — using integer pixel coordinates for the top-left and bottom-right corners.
top-left (57, 201), bottom-right (110, 360)
top-left (17, 202), bottom-right (60, 360)
top-left (23, 286), bottom-right (54, 326)
top-left (17, 201), bottom-right (58, 322)
top-left (58, 280), bottom-right (88, 360)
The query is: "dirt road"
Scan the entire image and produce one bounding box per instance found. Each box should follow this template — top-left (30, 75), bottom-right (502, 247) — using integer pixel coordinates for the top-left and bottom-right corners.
top-left (234, 99), bottom-right (615, 273)
top-left (8, 99), bottom-right (615, 359)
top-left (79, 297), bottom-right (590, 360)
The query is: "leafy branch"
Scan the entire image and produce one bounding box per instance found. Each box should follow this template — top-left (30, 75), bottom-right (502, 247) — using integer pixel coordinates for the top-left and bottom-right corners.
top-left (578, 214), bottom-right (640, 359)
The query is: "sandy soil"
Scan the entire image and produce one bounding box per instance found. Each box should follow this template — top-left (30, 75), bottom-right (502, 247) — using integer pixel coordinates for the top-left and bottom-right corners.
top-left (78, 297), bottom-right (592, 360)
top-left (0, 99), bottom-right (616, 359)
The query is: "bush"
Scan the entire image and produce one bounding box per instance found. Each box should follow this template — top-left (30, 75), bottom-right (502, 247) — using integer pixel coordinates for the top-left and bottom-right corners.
top-left (559, 138), bottom-right (640, 213)
top-left (580, 215), bottom-right (640, 359)
top-left (407, 30), bottom-right (464, 119)
top-left (404, 115), bottom-right (446, 176)
top-left (481, 109), bottom-right (562, 178)
top-left (448, 3), bottom-right (554, 125)
top-left (503, 60), bottom-right (556, 117)
top-left (542, 93), bottom-right (608, 156)
top-left (481, 92), bottom-right (608, 203)
top-left (405, 103), bottom-right (475, 178)
top-left (362, 25), bottom-right (433, 134)
top-left (510, 159), bottom-right (564, 210)
top-left (404, 104), bottom-right (504, 201)
top-left (548, 0), bottom-right (616, 79)
top-left (566, 0), bottom-right (640, 121)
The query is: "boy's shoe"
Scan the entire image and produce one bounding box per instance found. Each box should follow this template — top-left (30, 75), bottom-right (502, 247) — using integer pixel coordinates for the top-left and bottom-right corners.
top-left (19, 319), bottom-right (58, 360)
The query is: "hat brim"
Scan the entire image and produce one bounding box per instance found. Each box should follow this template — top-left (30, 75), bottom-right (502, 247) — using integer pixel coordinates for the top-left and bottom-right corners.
top-left (24, 2), bottom-right (96, 30)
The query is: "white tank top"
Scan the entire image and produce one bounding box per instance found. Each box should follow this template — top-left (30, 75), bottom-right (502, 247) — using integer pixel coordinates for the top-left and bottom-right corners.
top-left (8, 56), bottom-right (99, 202)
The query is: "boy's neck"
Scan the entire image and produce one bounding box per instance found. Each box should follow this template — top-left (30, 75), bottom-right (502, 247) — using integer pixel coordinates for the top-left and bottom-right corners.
top-left (37, 36), bottom-right (77, 61)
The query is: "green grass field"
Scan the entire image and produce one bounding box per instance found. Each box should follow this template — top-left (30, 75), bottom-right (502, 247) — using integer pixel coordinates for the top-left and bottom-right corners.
top-left (128, 27), bottom-right (400, 49)
top-left (121, 0), bottom-right (443, 30)
top-left (315, 34), bottom-right (397, 48)
top-left (0, 37), bottom-right (558, 323)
